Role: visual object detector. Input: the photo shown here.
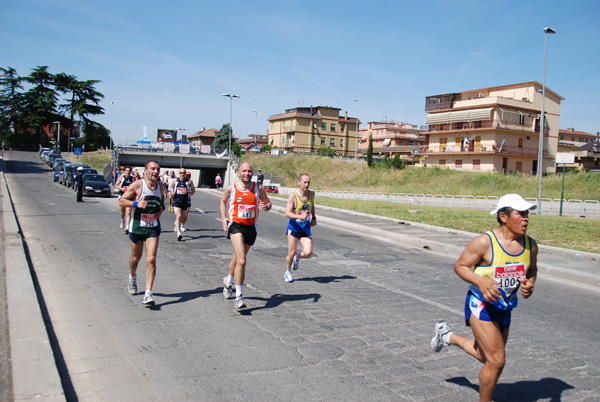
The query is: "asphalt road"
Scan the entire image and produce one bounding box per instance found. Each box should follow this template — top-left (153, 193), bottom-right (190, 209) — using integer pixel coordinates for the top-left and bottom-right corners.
top-left (4, 151), bottom-right (600, 401)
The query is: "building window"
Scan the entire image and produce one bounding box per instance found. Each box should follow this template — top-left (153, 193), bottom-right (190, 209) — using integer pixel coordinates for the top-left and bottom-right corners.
top-left (455, 159), bottom-right (463, 168)
top-left (321, 122), bottom-right (327, 130)
top-left (312, 135), bottom-right (315, 145)
top-left (340, 139), bottom-right (343, 147)
top-left (321, 137), bottom-right (325, 145)
top-left (516, 161), bottom-right (523, 172)
top-left (474, 121), bottom-right (482, 128)
top-left (518, 138), bottom-right (523, 148)
top-left (439, 159), bottom-right (446, 167)
top-left (313, 122), bottom-right (317, 129)
top-left (340, 123), bottom-right (345, 131)
top-left (331, 123), bottom-right (336, 131)
top-left (330, 138), bottom-right (335, 146)
top-left (473, 159), bottom-right (481, 169)
top-left (560, 135), bottom-right (564, 140)
top-left (271, 122), bottom-right (274, 131)
top-left (519, 114), bottom-right (525, 124)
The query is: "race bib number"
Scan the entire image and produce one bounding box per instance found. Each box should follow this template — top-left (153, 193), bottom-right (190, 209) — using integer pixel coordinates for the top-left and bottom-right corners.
top-left (296, 210), bottom-right (311, 223)
top-left (177, 187), bottom-right (188, 195)
top-left (493, 263), bottom-right (526, 289)
top-left (237, 204), bottom-right (256, 219)
top-left (140, 213), bottom-right (158, 228)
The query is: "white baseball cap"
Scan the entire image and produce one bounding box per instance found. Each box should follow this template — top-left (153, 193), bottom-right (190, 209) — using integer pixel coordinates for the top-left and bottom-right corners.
top-left (77, 167), bottom-right (83, 171)
top-left (490, 194), bottom-right (537, 215)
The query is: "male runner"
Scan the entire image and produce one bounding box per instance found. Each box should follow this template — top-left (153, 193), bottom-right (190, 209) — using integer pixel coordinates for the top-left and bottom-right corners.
top-left (171, 169), bottom-right (195, 241)
top-left (219, 162), bottom-right (272, 310)
top-left (168, 171), bottom-right (177, 211)
top-left (284, 174), bottom-right (317, 283)
top-left (430, 194), bottom-right (538, 402)
top-left (119, 160), bottom-right (165, 306)
top-left (115, 166), bottom-right (135, 233)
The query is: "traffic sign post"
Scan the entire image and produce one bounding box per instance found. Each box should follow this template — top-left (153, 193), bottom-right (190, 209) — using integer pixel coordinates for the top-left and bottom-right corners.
top-left (555, 153), bottom-right (575, 216)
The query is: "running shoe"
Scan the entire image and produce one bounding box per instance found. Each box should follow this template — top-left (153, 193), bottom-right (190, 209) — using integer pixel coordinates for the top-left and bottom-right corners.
top-left (142, 291), bottom-right (155, 306)
top-left (430, 321), bottom-right (452, 352)
top-left (120, 220), bottom-right (124, 229)
top-left (284, 271), bottom-right (294, 283)
top-left (124, 229), bottom-right (129, 235)
top-left (234, 295), bottom-right (246, 309)
top-left (292, 252), bottom-right (300, 271)
top-left (177, 231), bottom-right (182, 241)
top-left (223, 277), bottom-right (233, 299)
top-left (127, 276), bottom-right (137, 295)
top-left (180, 225), bottom-right (186, 232)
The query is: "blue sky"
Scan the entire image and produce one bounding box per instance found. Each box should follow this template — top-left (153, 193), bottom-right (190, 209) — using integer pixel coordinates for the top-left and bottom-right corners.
top-left (2, 0), bottom-right (599, 144)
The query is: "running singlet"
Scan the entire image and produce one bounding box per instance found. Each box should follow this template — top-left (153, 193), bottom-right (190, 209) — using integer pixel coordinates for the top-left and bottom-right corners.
top-left (129, 179), bottom-right (162, 235)
top-left (227, 182), bottom-right (259, 227)
top-left (470, 230), bottom-right (532, 311)
top-left (287, 191), bottom-right (313, 234)
top-left (119, 175), bottom-right (135, 195)
top-left (173, 178), bottom-right (191, 204)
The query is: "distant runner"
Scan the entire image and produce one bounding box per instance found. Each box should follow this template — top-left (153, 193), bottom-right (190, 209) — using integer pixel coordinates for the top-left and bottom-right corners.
top-left (115, 166), bottom-right (135, 233)
top-left (171, 169), bottom-right (195, 241)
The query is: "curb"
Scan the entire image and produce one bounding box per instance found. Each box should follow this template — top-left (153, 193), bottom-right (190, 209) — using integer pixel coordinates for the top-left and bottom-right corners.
top-left (1, 154), bottom-right (66, 401)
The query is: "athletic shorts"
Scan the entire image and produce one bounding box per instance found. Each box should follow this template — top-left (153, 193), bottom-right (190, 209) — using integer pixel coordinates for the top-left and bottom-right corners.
top-left (287, 228), bottom-right (311, 238)
top-left (129, 228), bottom-right (161, 244)
top-left (173, 199), bottom-right (189, 210)
top-left (227, 221), bottom-right (257, 246)
top-left (464, 291), bottom-right (512, 332)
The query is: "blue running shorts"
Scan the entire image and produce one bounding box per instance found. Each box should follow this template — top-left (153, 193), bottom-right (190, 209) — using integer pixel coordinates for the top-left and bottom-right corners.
top-left (464, 291), bottom-right (512, 332)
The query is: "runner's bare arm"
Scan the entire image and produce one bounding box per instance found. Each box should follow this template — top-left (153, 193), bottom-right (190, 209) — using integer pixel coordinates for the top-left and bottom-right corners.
top-left (118, 180), bottom-right (142, 208)
top-left (219, 185), bottom-right (232, 231)
top-left (310, 190), bottom-right (317, 227)
top-left (454, 234), bottom-right (501, 302)
top-left (521, 238), bottom-right (538, 298)
top-left (284, 193), bottom-right (299, 219)
top-left (258, 186), bottom-right (272, 212)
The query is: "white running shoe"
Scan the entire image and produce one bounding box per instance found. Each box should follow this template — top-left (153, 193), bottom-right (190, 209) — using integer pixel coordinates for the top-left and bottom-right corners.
top-left (292, 252), bottom-right (300, 271)
top-left (223, 277), bottom-right (233, 299)
top-left (284, 271), bottom-right (294, 283)
top-left (120, 220), bottom-right (124, 229)
top-left (142, 291), bottom-right (155, 306)
top-left (180, 225), bottom-right (186, 232)
top-left (127, 276), bottom-right (137, 295)
top-left (430, 321), bottom-right (452, 352)
top-left (234, 295), bottom-right (246, 309)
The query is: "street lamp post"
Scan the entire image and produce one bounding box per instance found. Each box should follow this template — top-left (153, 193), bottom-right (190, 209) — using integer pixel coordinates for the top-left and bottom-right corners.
top-left (353, 98), bottom-right (359, 159)
top-left (53, 121), bottom-right (61, 151)
top-left (222, 93), bottom-right (240, 186)
top-left (537, 27), bottom-right (556, 214)
top-left (253, 110), bottom-right (258, 134)
top-left (110, 101), bottom-right (114, 176)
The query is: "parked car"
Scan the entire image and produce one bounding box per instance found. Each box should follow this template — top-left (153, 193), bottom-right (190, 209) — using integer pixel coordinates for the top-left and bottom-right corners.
top-left (47, 153), bottom-right (62, 167)
top-left (82, 174), bottom-right (112, 198)
top-left (39, 147), bottom-right (50, 158)
top-left (58, 162), bottom-right (72, 185)
top-left (53, 159), bottom-right (67, 181)
top-left (65, 164), bottom-right (92, 188)
top-left (264, 185), bottom-right (279, 194)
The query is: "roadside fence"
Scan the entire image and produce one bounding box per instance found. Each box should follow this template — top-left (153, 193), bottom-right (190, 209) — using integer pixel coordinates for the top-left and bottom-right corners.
top-left (277, 187), bottom-right (600, 218)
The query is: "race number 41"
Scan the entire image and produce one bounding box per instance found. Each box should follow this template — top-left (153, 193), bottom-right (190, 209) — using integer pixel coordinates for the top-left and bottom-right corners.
top-left (493, 263), bottom-right (526, 288)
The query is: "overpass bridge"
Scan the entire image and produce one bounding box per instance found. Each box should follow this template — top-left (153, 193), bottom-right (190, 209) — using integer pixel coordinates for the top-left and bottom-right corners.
top-left (115, 148), bottom-right (235, 188)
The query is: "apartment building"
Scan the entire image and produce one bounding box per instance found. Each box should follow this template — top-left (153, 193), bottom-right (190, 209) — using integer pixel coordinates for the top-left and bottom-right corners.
top-left (358, 119), bottom-right (427, 160)
top-left (267, 106), bottom-right (359, 155)
top-left (422, 81), bottom-right (564, 174)
top-left (558, 128), bottom-right (598, 148)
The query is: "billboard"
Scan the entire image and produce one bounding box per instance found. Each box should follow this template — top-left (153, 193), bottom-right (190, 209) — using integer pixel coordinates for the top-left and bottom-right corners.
top-left (157, 129), bottom-right (177, 142)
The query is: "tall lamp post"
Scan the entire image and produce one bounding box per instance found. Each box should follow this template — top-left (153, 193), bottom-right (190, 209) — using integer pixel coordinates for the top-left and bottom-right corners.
top-left (537, 27), bottom-right (556, 214)
top-left (53, 121), bottom-right (61, 151)
top-left (353, 98), bottom-right (359, 159)
top-left (253, 110), bottom-right (258, 134)
top-left (222, 93), bottom-right (240, 186)
top-left (110, 101), bottom-right (114, 177)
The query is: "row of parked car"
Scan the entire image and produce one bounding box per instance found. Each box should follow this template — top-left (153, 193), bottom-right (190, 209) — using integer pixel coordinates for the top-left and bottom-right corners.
top-left (42, 148), bottom-right (113, 198)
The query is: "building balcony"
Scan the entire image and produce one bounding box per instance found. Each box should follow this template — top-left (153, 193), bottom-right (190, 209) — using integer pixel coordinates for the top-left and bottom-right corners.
top-left (426, 144), bottom-right (547, 158)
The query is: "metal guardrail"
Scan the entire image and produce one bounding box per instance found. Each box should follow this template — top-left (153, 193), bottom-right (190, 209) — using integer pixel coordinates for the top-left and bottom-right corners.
top-left (277, 187), bottom-right (600, 217)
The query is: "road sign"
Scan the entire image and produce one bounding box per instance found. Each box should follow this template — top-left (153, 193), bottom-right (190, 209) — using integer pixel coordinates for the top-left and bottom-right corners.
top-left (74, 148), bottom-right (82, 156)
top-left (556, 152), bottom-right (575, 164)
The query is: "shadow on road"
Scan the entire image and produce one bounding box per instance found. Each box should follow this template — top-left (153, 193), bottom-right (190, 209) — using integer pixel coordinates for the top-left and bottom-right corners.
top-left (150, 287), bottom-right (222, 309)
top-left (295, 275), bottom-right (357, 284)
top-left (239, 293), bottom-right (321, 316)
top-left (446, 376), bottom-right (574, 402)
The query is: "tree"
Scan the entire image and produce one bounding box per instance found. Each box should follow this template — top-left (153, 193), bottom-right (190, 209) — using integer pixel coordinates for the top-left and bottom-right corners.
top-left (261, 144), bottom-right (272, 153)
top-left (317, 146), bottom-right (335, 156)
top-left (232, 141), bottom-right (242, 157)
top-left (213, 123), bottom-right (232, 151)
top-left (81, 121), bottom-right (110, 151)
top-left (367, 135), bottom-right (373, 167)
top-left (0, 67), bottom-right (25, 147)
top-left (23, 66), bottom-right (59, 144)
top-left (391, 154), bottom-right (405, 170)
top-left (55, 73), bottom-right (104, 150)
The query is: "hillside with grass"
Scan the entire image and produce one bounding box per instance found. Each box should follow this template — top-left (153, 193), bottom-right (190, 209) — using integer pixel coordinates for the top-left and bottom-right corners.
top-left (243, 153), bottom-right (600, 201)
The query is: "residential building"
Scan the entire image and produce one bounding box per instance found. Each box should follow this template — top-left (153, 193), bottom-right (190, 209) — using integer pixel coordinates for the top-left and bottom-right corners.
top-left (358, 119), bottom-right (427, 161)
top-left (267, 106), bottom-right (359, 155)
top-left (187, 128), bottom-right (219, 147)
top-left (422, 81), bottom-right (564, 174)
top-left (239, 134), bottom-right (268, 152)
top-left (558, 128), bottom-right (598, 149)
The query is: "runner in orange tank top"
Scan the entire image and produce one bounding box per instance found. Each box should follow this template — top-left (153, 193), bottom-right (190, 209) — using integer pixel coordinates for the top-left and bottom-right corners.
top-left (219, 162), bottom-right (272, 310)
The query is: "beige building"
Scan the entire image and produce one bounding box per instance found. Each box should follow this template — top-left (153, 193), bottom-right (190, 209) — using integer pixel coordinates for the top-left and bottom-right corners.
top-left (422, 81), bottom-right (564, 174)
top-left (267, 106), bottom-right (359, 155)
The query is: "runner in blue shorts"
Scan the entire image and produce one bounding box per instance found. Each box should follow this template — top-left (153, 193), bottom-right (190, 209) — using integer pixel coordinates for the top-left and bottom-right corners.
top-left (429, 194), bottom-right (539, 402)
top-left (283, 174), bottom-right (317, 283)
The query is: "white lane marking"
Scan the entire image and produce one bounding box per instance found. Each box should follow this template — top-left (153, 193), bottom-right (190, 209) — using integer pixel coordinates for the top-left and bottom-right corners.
top-left (360, 276), bottom-right (463, 316)
top-left (196, 208), bottom-right (205, 214)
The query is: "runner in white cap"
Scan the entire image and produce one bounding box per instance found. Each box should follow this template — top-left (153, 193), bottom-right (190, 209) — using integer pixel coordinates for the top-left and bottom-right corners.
top-left (430, 194), bottom-right (539, 402)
